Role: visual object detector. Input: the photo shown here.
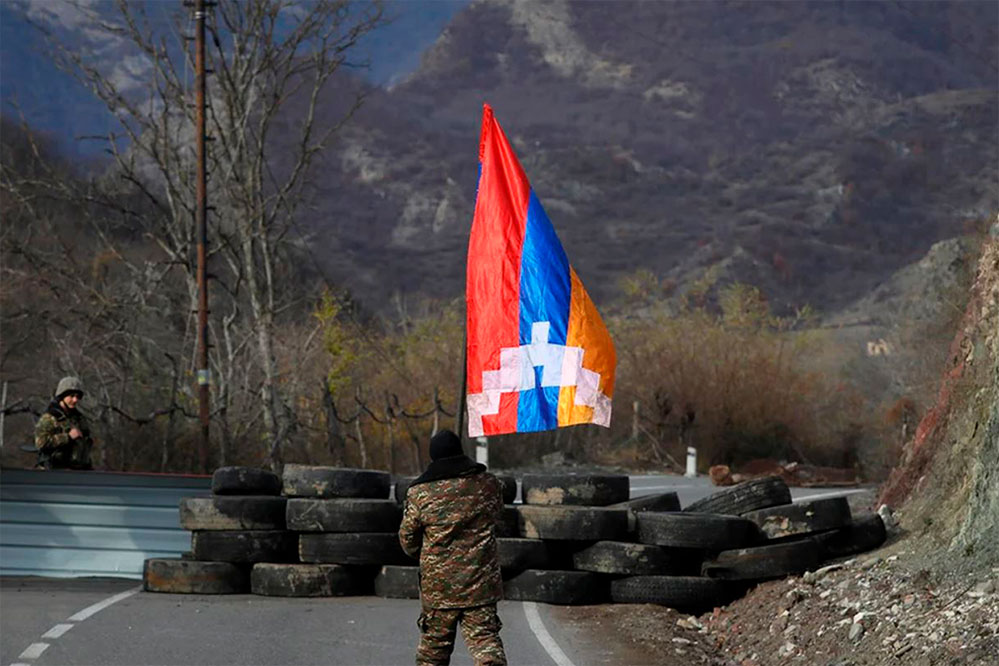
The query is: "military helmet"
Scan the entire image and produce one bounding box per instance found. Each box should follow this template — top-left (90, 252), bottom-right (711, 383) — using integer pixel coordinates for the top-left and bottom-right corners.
top-left (55, 376), bottom-right (85, 399)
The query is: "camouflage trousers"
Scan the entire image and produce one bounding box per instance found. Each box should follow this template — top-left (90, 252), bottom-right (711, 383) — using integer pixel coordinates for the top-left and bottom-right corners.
top-left (415, 604), bottom-right (506, 666)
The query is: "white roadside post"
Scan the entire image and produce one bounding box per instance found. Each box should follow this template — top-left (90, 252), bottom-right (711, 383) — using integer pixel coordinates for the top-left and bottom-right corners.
top-left (476, 436), bottom-right (489, 467)
top-left (685, 446), bottom-right (697, 478)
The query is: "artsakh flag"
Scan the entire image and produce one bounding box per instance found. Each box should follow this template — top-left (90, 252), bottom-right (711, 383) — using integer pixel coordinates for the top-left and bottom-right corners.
top-left (465, 104), bottom-right (616, 438)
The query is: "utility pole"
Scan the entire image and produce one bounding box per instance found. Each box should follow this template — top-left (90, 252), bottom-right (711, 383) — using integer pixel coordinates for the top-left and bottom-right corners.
top-left (194, 0), bottom-right (211, 471)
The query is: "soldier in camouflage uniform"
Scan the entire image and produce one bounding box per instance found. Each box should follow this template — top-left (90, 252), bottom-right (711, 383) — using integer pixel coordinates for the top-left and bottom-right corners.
top-left (399, 429), bottom-right (506, 666)
top-left (34, 376), bottom-right (94, 470)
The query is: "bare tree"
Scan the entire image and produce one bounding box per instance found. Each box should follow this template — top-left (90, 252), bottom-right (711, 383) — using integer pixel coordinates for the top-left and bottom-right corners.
top-left (40, 0), bottom-right (383, 470)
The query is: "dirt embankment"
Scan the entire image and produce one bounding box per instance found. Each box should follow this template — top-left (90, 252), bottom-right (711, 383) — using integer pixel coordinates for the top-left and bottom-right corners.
top-left (557, 549), bottom-right (998, 666)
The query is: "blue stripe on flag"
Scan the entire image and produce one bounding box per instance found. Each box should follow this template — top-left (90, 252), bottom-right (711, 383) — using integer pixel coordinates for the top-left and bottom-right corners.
top-left (519, 191), bottom-right (570, 346)
top-left (517, 191), bottom-right (570, 432)
top-left (518, 384), bottom-right (562, 432)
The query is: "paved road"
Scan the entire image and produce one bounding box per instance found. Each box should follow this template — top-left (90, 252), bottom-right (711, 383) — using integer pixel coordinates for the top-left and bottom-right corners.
top-left (1, 473), bottom-right (870, 666)
top-left (1, 578), bottom-right (596, 666)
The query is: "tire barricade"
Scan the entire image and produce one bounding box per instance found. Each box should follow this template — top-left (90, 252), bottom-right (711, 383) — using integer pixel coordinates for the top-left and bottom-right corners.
top-left (145, 470), bottom-right (886, 611)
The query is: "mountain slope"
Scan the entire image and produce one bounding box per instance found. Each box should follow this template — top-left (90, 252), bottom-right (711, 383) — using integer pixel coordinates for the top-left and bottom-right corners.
top-left (303, 0), bottom-right (997, 317)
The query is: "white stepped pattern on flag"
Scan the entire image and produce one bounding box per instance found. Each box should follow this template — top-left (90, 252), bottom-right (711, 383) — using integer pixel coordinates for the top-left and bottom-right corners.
top-left (467, 321), bottom-right (612, 437)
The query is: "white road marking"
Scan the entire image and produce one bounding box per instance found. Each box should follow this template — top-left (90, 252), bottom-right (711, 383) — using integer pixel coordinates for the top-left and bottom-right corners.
top-left (793, 489), bottom-right (868, 502)
top-left (68, 586), bottom-right (141, 622)
top-left (523, 601), bottom-right (576, 666)
top-left (41, 624), bottom-right (74, 639)
top-left (9, 586), bottom-right (141, 666)
top-left (17, 643), bottom-right (49, 660)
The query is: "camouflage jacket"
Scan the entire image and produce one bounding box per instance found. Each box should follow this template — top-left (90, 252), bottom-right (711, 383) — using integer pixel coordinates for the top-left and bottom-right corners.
top-left (35, 403), bottom-right (90, 452)
top-left (399, 470), bottom-right (504, 609)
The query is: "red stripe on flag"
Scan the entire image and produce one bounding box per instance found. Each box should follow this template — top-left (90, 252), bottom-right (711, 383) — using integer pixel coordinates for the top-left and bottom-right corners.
top-left (466, 104), bottom-right (530, 402)
top-left (481, 391), bottom-right (519, 437)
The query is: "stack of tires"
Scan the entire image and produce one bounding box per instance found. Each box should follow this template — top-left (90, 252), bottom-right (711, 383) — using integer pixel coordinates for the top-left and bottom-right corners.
top-left (495, 474), bottom-right (886, 612)
top-left (497, 472), bottom-right (736, 610)
top-left (498, 473), bottom-right (630, 606)
top-left (145, 465), bottom-right (404, 597)
top-left (262, 464), bottom-right (401, 597)
top-left (693, 477), bottom-right (888, 584)
top-left (144, 466), bottom-right (291, 594)
top-left (145, 469), bottom-right (886, 612)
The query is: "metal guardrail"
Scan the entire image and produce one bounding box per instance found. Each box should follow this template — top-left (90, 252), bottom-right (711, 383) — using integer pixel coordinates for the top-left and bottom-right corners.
top-left (0, 468), bottom-right (210, 579)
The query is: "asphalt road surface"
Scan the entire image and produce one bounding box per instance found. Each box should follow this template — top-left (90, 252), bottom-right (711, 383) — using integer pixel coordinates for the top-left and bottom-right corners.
top-left (1, 578), bottom-right (590, 666)
top-left (1, 474), bottom-right (871, 666)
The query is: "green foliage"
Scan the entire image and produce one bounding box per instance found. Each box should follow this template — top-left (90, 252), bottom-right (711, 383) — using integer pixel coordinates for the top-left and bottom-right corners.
top-left (618, 268), bottom-right (662, 303)
top-left (719, 283), bottom-right (771, 330)
top-left (314, 288), bottom-right (359, 397)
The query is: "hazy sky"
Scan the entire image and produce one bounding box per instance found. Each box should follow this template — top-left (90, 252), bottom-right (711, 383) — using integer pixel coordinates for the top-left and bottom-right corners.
top-left (0, 0), bottom-right (469, 154)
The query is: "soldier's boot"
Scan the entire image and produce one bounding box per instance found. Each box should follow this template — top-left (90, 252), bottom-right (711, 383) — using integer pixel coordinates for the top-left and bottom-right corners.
top-left (416, 608), bottom-right (460, 666)
top-left (459, 605), bottom-right (506, 666)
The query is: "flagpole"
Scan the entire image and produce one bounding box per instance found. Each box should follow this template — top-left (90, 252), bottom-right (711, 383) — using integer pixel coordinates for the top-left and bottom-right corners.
top-left (456, 313), bottom-right (468, 449)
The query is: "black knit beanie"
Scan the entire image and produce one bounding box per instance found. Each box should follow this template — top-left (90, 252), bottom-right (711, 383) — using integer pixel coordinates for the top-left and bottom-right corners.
top-left (429, 430), bottom-right (463, 461)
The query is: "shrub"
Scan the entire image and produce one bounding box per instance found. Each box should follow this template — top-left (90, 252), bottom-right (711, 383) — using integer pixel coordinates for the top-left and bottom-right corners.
top-left (609, 281), bottom-right (864, 473)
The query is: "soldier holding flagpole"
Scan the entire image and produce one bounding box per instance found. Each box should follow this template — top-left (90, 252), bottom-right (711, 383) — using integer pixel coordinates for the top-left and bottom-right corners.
top-left (400, 103), bottom-right (616, 666)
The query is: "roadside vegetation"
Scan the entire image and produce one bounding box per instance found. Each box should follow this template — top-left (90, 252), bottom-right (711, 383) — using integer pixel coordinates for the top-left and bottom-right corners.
top-left (2, 112), bottom-right (981, 479)
top-left (0, 0), bottom-right (987, 481)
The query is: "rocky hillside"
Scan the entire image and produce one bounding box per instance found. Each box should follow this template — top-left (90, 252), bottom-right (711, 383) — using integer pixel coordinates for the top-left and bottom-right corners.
top-left (300, 0), bottom-right (997, 319)
top-left (879, 219), bottom-right (999, 572)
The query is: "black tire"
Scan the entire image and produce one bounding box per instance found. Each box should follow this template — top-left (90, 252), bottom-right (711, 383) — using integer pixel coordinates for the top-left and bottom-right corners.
top-left (521, 473), bottom-right (629, 506)
top-left (610, 575), bottom-right (727, 611)
top-left (191, 530), bottom-right (296, 563)
top-left (702, 539), bottom-right (823, 581)
top-left (143, 558), bottom-right (249, 594)
top-left (250, 563), bottom-right (375, 597)
top-left (516, 505), bottom-right (629, 541)
top-left (212, 467), bottom-right (281, 496)
top-left (539, 540), bottom-right (591, 571)
top-left (495, 506), bottom-right (520, 538)
top-left (502, 569), bottom-right (607, 605)
top-left (285, 498), bottom-right (401, 533)
top-left (682, 476), bottom-right (791, 515)
top-left (498, 538), bottom-right (550, 571)
top-left (496, 475), bottom-right (518, 504)
top-left (394, 476), bottom-right (416, 504)
top-left (180, 496), bottom-right (287, 531)
top-left (743, 497), bottom-right (852, 539)
top-left (374, 565), bottom-right (421, 599)
top-left (299, 532), bottom-right (411, 566)
top-left (572, 541), bottom-right (697, 576)
top-left (813, 514), bottom-right (887, 559)
top-left (636, 512), bottom-right (760, 550)
top-left (282, 465), bottom-right (390, 499)
top-left (611, 492), bottom-right (681, 513)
